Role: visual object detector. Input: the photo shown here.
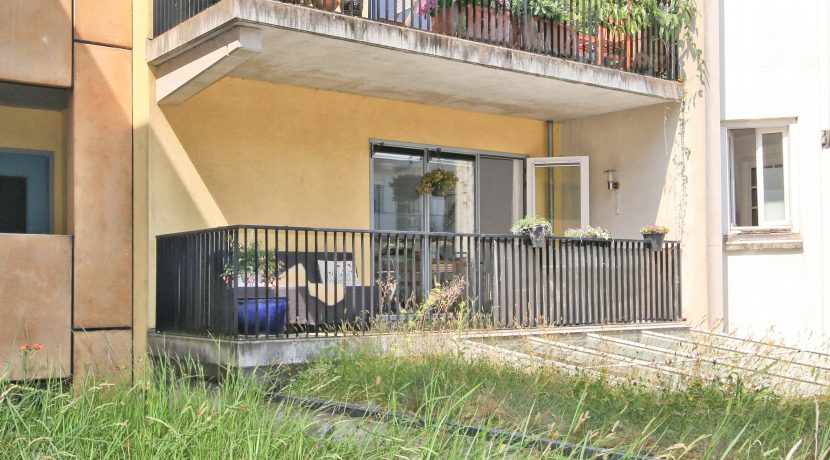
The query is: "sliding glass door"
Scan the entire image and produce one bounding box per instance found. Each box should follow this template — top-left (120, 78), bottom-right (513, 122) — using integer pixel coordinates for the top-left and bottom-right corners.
top-left (372, 147), bottom-right (476, 233)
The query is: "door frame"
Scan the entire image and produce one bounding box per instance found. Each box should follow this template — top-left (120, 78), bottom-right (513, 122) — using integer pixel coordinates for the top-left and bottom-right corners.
top-left (526, 156), bottom-right (590, 229)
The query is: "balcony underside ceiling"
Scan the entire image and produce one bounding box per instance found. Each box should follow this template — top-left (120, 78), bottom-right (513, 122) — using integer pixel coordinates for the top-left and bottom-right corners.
top-left (148, 0), bottom-right (683, 121)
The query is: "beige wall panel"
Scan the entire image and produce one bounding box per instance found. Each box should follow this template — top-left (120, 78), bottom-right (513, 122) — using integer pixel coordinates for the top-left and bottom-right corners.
top-left (0, 0), bottom-right (72, 87)
top-left (0, 106), bottom-right (67, 234)
top-left (75, 0), bottom-right (133, 49)
top-left (0, 234), bottom-right (72, 380)
top-left (73, 329), bottom-right (132, 383)
top-left (561, 103), bottom-right (681, 240)
top-left (70, 43), bottom-right (133, 328)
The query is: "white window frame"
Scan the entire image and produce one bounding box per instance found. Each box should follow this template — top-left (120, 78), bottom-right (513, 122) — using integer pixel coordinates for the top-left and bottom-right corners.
top-left (526, 156), bottom-right (590, 229)
top-left (726, 125), bottom-right (791, 232)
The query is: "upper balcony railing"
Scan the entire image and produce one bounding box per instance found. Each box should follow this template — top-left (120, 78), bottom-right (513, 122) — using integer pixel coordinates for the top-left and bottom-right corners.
top-left (153, 0), bottom-right (682, 81)
top-left (155, 225), bottom-right (682, 340)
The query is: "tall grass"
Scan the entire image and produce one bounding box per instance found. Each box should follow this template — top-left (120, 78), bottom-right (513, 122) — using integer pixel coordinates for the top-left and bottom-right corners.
top-left (4, 347), bottom-right (830, 459)
top-left (286, 349), bottom-right (830, 459)
top-left (0, 358), bottom-right (590, 459)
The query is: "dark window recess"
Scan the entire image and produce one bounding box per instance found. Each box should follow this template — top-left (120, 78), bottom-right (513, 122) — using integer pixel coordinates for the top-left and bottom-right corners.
top-left (0, 175), bottom-right (27, 233)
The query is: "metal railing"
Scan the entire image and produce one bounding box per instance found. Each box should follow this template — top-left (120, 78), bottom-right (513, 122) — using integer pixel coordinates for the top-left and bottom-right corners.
top-left (153, 0), bottom-right (680, 80)
top-left (155, 225), bottom-right (682, 339)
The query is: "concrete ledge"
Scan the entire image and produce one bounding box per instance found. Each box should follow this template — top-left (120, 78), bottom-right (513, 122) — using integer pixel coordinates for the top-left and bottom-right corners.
top-left (147, 322), bottom-right (690, 375)
top-left (724, 232), bottom-right (804, 251)
top-left (147, 0), bottom-right (682, 118)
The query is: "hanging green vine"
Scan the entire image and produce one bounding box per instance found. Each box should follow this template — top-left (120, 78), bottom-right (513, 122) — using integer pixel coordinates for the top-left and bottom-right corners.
top-left (510, 0), bottom-right (705, 82)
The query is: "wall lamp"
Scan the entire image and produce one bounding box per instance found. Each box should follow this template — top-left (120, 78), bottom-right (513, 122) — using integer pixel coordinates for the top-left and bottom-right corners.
top-left (604, 169), bottom-right (619, 190)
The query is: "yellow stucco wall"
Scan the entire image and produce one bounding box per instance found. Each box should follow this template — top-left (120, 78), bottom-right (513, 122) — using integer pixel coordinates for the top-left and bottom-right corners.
top-left (142, 77), bottom-right (550, 327)
top-left (0, 105), bottom-right (66, 234)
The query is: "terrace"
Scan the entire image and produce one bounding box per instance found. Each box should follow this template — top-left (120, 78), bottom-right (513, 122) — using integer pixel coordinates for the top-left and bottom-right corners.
top-left (151, 224), bottom-right (683, 373)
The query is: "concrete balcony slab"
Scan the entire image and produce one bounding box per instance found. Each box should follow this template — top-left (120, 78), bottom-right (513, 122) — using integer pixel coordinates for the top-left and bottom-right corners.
top-left (148, 0), bottom-right (682, 120)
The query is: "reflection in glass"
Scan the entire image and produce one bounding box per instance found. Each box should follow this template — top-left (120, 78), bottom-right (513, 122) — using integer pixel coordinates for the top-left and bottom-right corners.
top-left (373, 152), bottom-right (424, 231)
top-left (428, 158), bottom-right (475, 233)
top-left (762, 132), bottom-right (785, 222)
top-left (534, 165), bottom-right (581, 235)
top-left (729, 129), bottom-right (757, 227)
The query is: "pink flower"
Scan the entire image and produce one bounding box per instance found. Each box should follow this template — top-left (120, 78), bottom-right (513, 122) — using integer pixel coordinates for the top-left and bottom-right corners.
top-left (420, 0), bottom-right (438, 16)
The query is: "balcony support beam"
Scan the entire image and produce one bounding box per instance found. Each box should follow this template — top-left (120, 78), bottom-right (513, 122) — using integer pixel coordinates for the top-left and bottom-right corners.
top-left (155, 26), bottom-right (262, 105)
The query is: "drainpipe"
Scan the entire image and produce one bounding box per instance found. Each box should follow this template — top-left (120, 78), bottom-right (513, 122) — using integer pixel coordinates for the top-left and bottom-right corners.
top-left (547, 121), bottom-right (555, 220)
top-left (704, 0), bottom-right (726, 330)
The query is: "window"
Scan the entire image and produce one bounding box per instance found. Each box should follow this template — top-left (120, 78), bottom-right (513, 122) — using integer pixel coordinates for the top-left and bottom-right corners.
top-left (728, 127), bottom-right (789, 229)
top-left (0, 150), bottom-right (52, 234)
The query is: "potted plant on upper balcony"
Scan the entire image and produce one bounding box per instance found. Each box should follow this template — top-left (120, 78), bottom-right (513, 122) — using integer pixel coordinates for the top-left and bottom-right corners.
top-left (640, 224), bottom-right (669, 251)
top-left (341, 0), bottom-right (362, 16)
top-left (511, 216), bottom-right (552, 248)
top-left (222, 243), bottom-right (288, 335)
top-left (416, 168), bottom-right (459, 197)
top-left (564, 225), bottom-right (612, 246)
top-left (420, 0), bottom-right (512, 44)
top-left (298, 0), bottom-right (341, 12)
top-left (511, 0), bottom-right (568, 54)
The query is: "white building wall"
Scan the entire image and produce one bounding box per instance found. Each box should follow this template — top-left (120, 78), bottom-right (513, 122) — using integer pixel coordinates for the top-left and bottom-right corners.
top-left (722, 0), bottom-right (830, 346)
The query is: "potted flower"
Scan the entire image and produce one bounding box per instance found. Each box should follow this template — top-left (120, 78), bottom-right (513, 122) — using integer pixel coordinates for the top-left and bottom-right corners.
top-left (511, 216), bottom-right (552, 248)
top-left (416, 168), bottom-right (459, 197)
top-left (222, 242), bottom-right (288, 335)
top-left (564, 225), bottom-right (612, 246)
top-left (640, 225), bottom-right (669, 251)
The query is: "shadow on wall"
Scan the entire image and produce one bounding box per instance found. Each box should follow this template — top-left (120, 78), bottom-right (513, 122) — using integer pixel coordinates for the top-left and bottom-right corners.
top-left (561, 103), bottom-right (682, 239)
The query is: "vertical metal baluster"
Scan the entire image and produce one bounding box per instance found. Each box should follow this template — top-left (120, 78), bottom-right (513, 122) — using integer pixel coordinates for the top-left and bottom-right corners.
top-left (263, 229), bottom-right (270, 337)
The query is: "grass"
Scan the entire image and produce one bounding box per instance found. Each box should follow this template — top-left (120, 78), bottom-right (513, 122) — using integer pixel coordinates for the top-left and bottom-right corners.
top-left (285, 348), bottom-right (830, 459)
top-left (3, 346), bottom-right (830, 459)
top-left (0, 358), bottom-right (593, 459)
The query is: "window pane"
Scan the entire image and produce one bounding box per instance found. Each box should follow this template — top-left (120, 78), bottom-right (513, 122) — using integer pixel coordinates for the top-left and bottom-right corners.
top-left (373, 152), bottom-right (424, 231)
top-left (729, 129), bottom-right (757, 227)
top-left (479, 157), bottom-right (522, 234)
top-left (534, 164), bottom-right (581, 235)
top-left (762, 132), bottom-right (785, 222)
top-left (428, 157), bottom-right (475, 233)
top-left (0, 176), bottom-right (27, 233)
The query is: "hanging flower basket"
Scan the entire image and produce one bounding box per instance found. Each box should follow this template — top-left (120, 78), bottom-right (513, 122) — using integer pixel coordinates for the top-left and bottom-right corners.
top-left (416, 168), bottom-right (459, 197)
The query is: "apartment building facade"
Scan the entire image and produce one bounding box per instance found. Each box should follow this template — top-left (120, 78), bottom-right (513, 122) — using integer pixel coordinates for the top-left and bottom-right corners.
top-left (0, 0), bottom-right (734, 380)
top-left (717, 0), bottom-right (830, 345)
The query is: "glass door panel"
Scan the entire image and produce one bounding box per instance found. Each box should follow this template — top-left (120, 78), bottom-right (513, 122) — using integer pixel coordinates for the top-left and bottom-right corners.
top-left (479, 157), bottom-right (522, 234)
top-left (427, 156), bottom-right (475, 234)
top-left (527, 157), bottom-right (589, 236)
top-left (373, 151), bottom-right (425, 232)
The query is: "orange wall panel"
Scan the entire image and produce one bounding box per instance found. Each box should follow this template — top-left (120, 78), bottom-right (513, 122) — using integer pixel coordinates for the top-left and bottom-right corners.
top-left (74, 0), bottom-right (133, 49)
top-left (69, 43), bottom-right (133, 329)
top-left (0, 234), bottom-right (72, 380)
top-left (0, 0), bottom-right (72, 87)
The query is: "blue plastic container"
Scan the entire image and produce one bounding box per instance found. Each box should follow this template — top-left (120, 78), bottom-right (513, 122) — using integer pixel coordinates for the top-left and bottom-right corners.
top-left (237, 297), bottom-right (287, 335)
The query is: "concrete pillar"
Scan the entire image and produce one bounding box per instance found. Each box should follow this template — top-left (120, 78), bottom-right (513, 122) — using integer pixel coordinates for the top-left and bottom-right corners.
top-left (704, 0), bottom-right (725, 329)
top-left (69, 0), bottom-right (133, 381)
